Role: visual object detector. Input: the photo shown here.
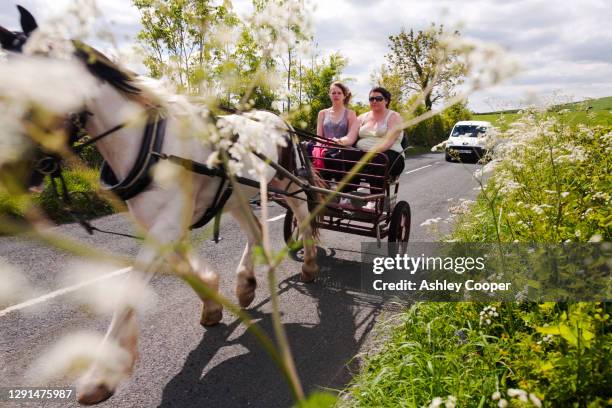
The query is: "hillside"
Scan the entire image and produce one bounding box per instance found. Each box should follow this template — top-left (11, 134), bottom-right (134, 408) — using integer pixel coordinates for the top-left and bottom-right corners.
top-left (473, 96), bottom-right (612, 128)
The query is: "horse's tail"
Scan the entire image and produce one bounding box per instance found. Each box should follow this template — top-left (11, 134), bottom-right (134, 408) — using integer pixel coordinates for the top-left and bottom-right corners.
top-left (306, 166), bottom-right (331, 242)
top-left (275, 119), bottom-right (325, 242)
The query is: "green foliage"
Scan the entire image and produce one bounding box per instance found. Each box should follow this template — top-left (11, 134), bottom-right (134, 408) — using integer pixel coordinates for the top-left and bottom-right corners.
top-left (371, 64), bottom-right (405, 112)
top-left (386, 24), bottom-right (465, 110)
top-left (133, 0), bottom-right (240, 93)
top-left (344, 302), bottom-right (611, 407)
top-left (0, 167), bottom-right (113, 224)
top-left (453, 119), bottom-right (611, 243)
top-left (441, 100), bottom-right (472, 129)
top-left (78, 144), bottom-right (104, 168)
top-left (405, 112), bottom-right (446, 147)
top-left (291, 53), bottom-right (348, 133)
top-left (344, 114), bottom-right (611, 407)
top-left (404, 101), bottom-right (471, 148)
top-left (295, 391), bottom-right (337, 408)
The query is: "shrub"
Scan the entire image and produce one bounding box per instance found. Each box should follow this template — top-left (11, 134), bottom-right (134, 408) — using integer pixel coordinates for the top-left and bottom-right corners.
top-left (0, 166), bottom-right (113, 224)
top-left (342, 113), bottom-right (611, 407)
top-left (405, 102), bottom-right (472, 148)
top-left (406, 113), bottom-right (446, 147)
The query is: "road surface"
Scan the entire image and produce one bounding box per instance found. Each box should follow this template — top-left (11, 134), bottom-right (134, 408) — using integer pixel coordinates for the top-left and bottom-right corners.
top-left (0, 153), bottom-right (482, 407)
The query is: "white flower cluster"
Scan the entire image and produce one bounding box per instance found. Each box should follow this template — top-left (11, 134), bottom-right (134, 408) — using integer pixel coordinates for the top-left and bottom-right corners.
top-left (479, 305), bottom-right (498, 326)
top-left (537, 334), bottom-right (554, 345)
top-left (213, 111), bottom-right (289, 178)
top-left (61, 261), bottom-right (156, 316)
top-left (420, 217), bottom-right (442, 227)
top-left (0, 56), bottom-right (99, 114)
top-left (431, 140), bottom-right (447, 152)
top-left (250, 0), bottom-right (314, 59)
top-left (27, 331), bottom-right (130, 385)
top-left (448, 199), bottom-right (475, 216)
top-left (24, 0), bottom-right (100, 59)
top-left (591, 191), bottom-right (609, 202)
top-left (429, 395), bottom-right (457, 408)
top-left (492, 388), bottom-right (542, 407)
top-left (439, 35), bottom-right (519, 92)
top-left (0, 257), bottom-right (35, 309)
top-left (0, 56), bottom-right (100, 165)
top-left (0, 101), bottom-right (31, 167)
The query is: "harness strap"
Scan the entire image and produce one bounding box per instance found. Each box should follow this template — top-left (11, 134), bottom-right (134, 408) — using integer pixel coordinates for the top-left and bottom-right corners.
top-left (100, 114), bottom-right (166, 200)
top-left (190, 180), bottom-right (233, 230)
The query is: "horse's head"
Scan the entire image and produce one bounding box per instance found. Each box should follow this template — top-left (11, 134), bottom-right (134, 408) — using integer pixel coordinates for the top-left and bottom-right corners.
top-left (0, 5), bottom-right (37, 53)
top-left (0, 6), bottom-right (90, 192)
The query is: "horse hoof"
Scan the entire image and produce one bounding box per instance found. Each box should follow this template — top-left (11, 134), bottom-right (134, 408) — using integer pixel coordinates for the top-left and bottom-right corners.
top-left (236, 277), bottom-right (256, 308)
top-left (300, 264), bottom-right (318, 283)
top-left (201, 307), bottom-right (223, 327)
top-left (77, 382), bottom-right (114, 405)
top-left (237, 290), bottom-right (255, 308)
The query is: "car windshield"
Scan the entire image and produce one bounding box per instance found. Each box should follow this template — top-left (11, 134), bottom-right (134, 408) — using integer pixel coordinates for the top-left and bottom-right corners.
top-left (451, 125), bottom-right (488, 137)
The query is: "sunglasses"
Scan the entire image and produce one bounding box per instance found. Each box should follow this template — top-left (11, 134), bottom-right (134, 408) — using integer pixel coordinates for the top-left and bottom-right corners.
top-left (369, 96), bottom-right (385, 102)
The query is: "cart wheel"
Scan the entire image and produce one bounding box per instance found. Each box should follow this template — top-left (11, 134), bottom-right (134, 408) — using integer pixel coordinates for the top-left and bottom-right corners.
top-left (388, 200), bottom-right (411, 254)
top-left (283, 208), bottom-right (303, 252)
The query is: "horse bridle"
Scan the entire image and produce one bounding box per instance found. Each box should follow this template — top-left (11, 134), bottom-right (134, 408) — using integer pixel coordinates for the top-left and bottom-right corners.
top-left (31, 109), bottom-right (142, 239)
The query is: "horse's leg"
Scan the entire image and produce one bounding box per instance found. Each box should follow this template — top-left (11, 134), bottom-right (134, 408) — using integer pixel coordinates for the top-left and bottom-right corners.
top-left (271, 178), bottom-right (319, 282)
top-left (229, 207), bottom-right (260, 308)
top-left (76, 235), bottom-right (168, 404)
top-left (181, 251), bottom-right (223, 326)
top-left (76, 197), bottom-right (201, 404)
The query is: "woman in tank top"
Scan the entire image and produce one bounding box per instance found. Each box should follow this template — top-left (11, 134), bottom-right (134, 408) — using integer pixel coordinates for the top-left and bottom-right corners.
top-left (311, 82), bottom-right (357, 181)
top-left (336, 86), bottom-right (405, 206)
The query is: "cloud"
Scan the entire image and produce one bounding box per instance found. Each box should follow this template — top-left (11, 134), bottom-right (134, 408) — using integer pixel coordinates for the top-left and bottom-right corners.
top-left (2, 0), bottom-right (611, 112)
top-left (310, 0), bottom-right (612, 111)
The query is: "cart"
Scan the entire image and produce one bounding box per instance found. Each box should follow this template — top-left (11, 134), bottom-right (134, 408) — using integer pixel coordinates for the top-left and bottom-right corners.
top-left (282, 139), bottom-right (411, 254)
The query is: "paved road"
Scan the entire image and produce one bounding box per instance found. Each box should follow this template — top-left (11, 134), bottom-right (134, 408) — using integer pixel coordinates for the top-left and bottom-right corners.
top-left (0, 153), bottom-right (482, 408)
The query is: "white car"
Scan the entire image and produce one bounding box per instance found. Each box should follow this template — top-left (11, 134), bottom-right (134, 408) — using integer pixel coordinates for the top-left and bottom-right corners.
top-left (445, 120), bottom-right (493, 162)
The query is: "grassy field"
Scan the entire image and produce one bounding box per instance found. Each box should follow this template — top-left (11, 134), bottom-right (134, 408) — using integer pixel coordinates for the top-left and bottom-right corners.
top-left (473, 96), bottom-right (612, 129)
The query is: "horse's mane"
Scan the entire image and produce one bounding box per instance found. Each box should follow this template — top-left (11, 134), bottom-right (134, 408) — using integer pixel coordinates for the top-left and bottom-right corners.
top-left (72, 41), bottom-right (173, 109)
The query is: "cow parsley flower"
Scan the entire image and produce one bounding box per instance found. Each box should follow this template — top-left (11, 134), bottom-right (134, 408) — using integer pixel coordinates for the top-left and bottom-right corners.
top-left (420, 217), bottom-right (442, 227)
top-left (479, 305), bottom-right (498, 326)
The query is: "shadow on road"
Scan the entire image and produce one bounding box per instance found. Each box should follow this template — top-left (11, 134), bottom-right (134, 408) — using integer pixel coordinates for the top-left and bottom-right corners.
top-left (159, 249), bottom-right (383, 408)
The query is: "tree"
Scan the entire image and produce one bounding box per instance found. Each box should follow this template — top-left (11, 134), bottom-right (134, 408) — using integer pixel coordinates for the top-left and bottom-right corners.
top-left (133, 0), bottom-right (237, 94)
top-left (371, 64), bottom-right (405, 112)
top-left (386, 24), bottom-right (465, 110)
top-left (292, 52), bottom-right (347, 132)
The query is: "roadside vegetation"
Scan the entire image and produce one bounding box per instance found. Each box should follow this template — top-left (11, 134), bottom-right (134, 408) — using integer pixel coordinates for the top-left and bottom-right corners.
top-left (0, 147), bottom-right (110, 225)
top-left (342, 110), bottom-right (611, 407)
top-left (1, 2), bottom-right (610, 407)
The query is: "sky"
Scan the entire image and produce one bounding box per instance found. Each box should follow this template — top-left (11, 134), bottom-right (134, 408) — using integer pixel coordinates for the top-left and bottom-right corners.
top-left (1, 0), bottom-right (611, 112)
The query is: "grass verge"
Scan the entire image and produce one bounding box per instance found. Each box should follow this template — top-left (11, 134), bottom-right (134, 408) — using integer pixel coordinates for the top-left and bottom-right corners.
top-left (340, 112), bottom-right (611, 407)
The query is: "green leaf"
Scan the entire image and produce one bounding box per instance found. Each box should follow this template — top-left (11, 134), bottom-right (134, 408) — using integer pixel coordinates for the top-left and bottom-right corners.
top-left (559, 324), bottom-right (578, 346)
top-left (294, 392), bottom-right (338, 408)
top-left (540, 361), bottom-right (554, 372)
top-left (536, 326), bottom-right (561, 335)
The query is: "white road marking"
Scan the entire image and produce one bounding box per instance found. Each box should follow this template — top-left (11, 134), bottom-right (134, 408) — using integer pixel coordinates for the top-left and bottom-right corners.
top-left (2, 213), bottom-right (285, 317)
top-left (405, 164), bottom-right (433, 174)
top-left (0, 267), bottom-right (132, 317)
top-left (266, 214), bottom-right (285, 222)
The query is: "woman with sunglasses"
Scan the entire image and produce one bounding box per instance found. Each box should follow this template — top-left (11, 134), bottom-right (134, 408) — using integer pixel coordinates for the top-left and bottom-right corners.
top-left (336, 86), bottom-right (405, 209)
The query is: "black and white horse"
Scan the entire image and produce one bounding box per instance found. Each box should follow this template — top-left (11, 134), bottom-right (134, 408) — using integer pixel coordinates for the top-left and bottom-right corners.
top-left (1, 6), bottom-right (319, 404)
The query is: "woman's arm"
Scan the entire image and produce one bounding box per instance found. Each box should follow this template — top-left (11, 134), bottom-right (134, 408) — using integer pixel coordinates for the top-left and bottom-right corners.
top-left (338, 111), bottom-right (361, 146)
top-left (316, 109), bottom-right (325, 138)
top-left (373, 111), bottom-right (403, 153)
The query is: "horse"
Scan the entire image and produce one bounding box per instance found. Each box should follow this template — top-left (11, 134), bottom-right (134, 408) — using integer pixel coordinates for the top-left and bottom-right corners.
top-left (0, 6), bottom-right (319, 404)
